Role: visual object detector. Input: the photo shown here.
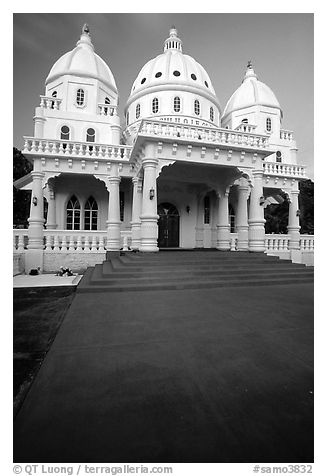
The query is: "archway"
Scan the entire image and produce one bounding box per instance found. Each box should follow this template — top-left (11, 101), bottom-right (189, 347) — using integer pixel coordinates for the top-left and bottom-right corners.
top-left (157, 202), bottom-right (180, 248)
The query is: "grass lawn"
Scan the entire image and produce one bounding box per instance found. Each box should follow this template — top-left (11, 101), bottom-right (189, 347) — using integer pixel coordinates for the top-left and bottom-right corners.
top-left (13, 286), bottom-right (76, 416)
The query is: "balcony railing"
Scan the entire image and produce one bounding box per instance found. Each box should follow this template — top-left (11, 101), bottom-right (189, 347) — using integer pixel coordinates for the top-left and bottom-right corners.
top-left (23, 137), bottom-right (132, 160)
top-left (235, 123), bottom-right (257, 133)
top-left (98, 104), bottom-right (118, 116)
top-left (14, 230), bottom-right (314, 254)
top-left (280, 129), bottom-right (294, 141)
top-left (40, 95), bottom-right (62, 110)
top-left (139, 119), bottom-right (269, 149)
top-left (263, 162), bottom-right (306, 178)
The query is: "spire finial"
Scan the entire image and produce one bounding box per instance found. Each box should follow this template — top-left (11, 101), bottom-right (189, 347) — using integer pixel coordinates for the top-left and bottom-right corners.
top-left (82, 23), bottom-right (90, 35)
top-left (76, 23), bottom-right (93, 49)
top-left (243, 59), bottom-right (257, 82)
top-left (164, 26), bottom-right (183, 53)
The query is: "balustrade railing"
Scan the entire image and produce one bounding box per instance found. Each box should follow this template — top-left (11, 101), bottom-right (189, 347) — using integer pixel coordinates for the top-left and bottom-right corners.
top-left (23, 137), bottom-right (132, 160)
top-left (13, 230), bottom-right (313, 253)
top-left (40, 95), bottom-right (62, 110)
top-left (263, 162), bottom-right (306, 177)
top-left (280, 129), bottom-right (294, 141)
top-left (139, 119), bottom-right (269, 149)
top-left (98, 104), bottom-right (118, 116)
top-left (235, 123), bottom-right (257, 133)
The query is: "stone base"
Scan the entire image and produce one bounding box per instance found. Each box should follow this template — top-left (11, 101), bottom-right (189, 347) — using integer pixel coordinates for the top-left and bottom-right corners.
top-left (25, 249), bottom-right (44, 274)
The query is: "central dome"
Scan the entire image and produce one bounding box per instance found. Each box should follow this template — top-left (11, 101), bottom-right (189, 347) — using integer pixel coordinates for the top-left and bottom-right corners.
top-left (129, 27), bottom-right (217, 101)
top-left (124, 28), bottom-right (221, 137)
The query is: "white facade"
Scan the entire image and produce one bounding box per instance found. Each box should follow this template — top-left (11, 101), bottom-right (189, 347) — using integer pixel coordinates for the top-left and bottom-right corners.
top-left (14, 25), bottom-right (311, 273)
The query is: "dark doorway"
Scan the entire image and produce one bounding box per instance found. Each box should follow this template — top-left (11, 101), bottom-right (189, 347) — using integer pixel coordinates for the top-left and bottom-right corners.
top-left (158, 203), bottom-right (180, 248)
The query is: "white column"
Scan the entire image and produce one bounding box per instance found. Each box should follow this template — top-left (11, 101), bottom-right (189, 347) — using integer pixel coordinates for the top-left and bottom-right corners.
top-left (45, 184), bottom-right (57, 229)
top-left (195, 194), bottom-right (204, 248)
top-left (25, 168), bottom-right (45, 273)
top-left (248, 170), bottom-right (266, 252)
top-left (27, 171), bottom-right (45, 249)
top-left (139, 158), bottom-right (159, 252)
top-left (288, 189), bottom-right (300, 250)
top-left (130, 176), bottom-right (143, 250)
top-left (235, 181), bottom-right (249, 251)
top-left (217, 189), bottom-right (230, 250)
top-left (106, 163), bottom-right (121, 251)
top-left (33, 107), bottom-right (46, 137)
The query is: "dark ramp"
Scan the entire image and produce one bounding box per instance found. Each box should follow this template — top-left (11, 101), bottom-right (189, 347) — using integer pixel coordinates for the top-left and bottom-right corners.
top-left (14, 271), bottom-right (313, 463)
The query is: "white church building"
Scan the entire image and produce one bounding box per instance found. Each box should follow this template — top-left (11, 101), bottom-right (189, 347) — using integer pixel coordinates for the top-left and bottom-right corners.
top-left (14, 25), bottom-right (314, 274)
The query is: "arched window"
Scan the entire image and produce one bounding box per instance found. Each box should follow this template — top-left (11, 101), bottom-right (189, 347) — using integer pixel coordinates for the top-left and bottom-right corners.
top-left (276, 150), bottom-right (282, 163)
top-left (84, 196), bottom-right (98, 230)
top-left (210, 107), bottom-right (214, 122)
top-left (204, 195), bottom-right (210, 224)
top-left (194, 99), bottom-right (200, 116)
top-left (86, 128), bottom-right (95, 142)
top-left (66, 195), bottom-right (80, 230)
top-left (51, 91), bottom-right (57, 109)
top-left (136, 103), bottom-right (140, 119)
top-left (266, 117), bottom-right (272, 132)
top-left (152, 97), bottom-right (159, 114)
top-left (174, 96), bottom-right (181, 112)
top-left (105, 97), bottom-right (111, 104)
top-left (76, 88), bottom-right (85, 106)
top-left (60, 125), bottom-right (70, 140)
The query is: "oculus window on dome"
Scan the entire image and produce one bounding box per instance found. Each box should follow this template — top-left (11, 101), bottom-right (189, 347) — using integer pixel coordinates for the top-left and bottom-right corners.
top-left (141, 78), bottom-right (146, 85)
top-left (155, 72), bottom-right (162, 78)
top-left (191, 73), bottom-right (197, 81)
top-left (173, 70), bottom-right (181, 77)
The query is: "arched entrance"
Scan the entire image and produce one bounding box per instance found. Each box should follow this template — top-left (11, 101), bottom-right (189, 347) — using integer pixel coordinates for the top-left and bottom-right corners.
top-left (158, 202), bottom-right (180, 248)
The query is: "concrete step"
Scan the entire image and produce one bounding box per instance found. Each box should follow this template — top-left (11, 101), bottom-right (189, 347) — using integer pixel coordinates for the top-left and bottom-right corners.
top-left (77, 274), bottom-right (313, 293)
top-left (98, 262), bottom-right (312, 280)
top-left (109, 259), bottom-right (306, 273)
top-left (77, 251), bottom-right (313, 294)
top-left (90, 271), bottom-right (313, 286)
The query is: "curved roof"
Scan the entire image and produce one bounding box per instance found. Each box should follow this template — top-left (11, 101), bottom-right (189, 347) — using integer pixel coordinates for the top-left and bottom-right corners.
top-left (126, 28), bottom-right (220, 111)
top-left (46, 24), bottom-right (117, 94)
top-left (222, 63), bottom-right (282, 119)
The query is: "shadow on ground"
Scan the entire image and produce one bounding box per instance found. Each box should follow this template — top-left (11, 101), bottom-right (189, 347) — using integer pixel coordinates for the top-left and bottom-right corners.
top-left (14, 283), bottom-right (313, 463)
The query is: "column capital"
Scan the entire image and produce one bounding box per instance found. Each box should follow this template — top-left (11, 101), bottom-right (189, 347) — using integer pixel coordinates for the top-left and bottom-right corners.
top-left (31, 171), bottom-right (45, 179)
top-left (142, 157), bottom-right (158, 168)
top-left (108, 175), bottom-right (121, 184)
top-left (252, 169), bottom-right (264, 179)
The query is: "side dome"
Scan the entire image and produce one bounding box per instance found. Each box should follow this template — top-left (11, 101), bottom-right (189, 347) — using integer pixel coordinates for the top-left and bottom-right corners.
top-left (222, 62), bottom-right (282, 120)
top-left (124, 27), bottom-right (221, 140)
top-left (46, 24), bottom-right (117, 95)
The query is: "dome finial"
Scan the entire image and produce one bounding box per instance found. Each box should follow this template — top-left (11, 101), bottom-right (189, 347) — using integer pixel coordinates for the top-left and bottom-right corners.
top-left (243, 59), bottom-right (257, 82)
top-left (77, 23), bottom-right (93, 49)
top-left (82, 23), bottom-right (90, 35)
top-left (164, 26), bottom-right (183, 53)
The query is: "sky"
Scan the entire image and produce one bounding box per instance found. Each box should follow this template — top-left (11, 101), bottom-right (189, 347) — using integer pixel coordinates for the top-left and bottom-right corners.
top-left (13, 13), bottom-right (314, 178)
